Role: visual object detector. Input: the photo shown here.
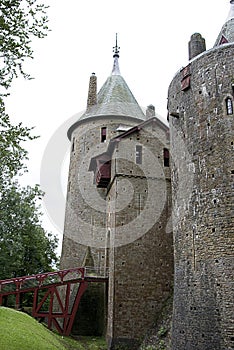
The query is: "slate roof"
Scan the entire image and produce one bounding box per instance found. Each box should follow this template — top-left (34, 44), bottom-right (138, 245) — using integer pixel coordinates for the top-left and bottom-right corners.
top-left (80, 74), bottom-right (145, 121)
top-left (79, 53), bottom-right (145, 122)
top-left (214, 1), bottom-right (234, 46)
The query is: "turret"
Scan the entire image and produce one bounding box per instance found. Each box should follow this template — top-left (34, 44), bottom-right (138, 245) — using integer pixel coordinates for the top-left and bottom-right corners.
top-left (146, 104), bottom-right (156, 119)
top-left (60, 37), bottom-right (147, 337)
top-left (188, 33), bottom-right (206, 60)
top-left (168, 1), bottom-right (234, 349)
top-left (87, 73), bottom-right (97, 108)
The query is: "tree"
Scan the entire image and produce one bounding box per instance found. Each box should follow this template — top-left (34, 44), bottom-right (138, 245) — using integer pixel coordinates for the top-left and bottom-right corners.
top-left (0, 0), bottom-right (58, 280)
top-left (0, 0), bottom-right (49, 97)
top-left (0, 182), bottom-right (58, 279)
top-left (0, 104), bottom-right (33, 181)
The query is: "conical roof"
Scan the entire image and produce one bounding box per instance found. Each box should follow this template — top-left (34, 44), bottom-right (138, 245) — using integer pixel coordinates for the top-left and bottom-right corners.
top-left (214, 1), bottom-right (234, 46)
top-left (79, 74), bottom-right (145, 121)
top-left (79, 43), bottom-right (145, 122)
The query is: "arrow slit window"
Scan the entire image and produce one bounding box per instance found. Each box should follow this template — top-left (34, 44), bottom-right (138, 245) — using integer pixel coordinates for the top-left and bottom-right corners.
top-left (226, 97), bottom-right (233, 115)
top-left (101, 127), bottom-right (107, 142)
top-left (136, 145), bottom-right (142, 164)
top-left (164, 148), bottom-right (170, 167)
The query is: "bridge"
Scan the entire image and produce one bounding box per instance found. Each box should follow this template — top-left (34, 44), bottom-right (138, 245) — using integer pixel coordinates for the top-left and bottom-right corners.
top-left (0, 267), bottom-right (108, 336)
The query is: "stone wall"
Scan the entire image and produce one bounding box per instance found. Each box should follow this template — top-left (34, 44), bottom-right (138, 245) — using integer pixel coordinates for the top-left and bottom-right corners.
top-left (106, 121), bottom-right (173, 349)
top-left (60, 115), bottom-right (146, 336)
top-left (60, 116), bottom-right (144, 271)
top-left (168, 44), bottom-right (234, 350)
top-left (72, 283), bottom-right (107, 336)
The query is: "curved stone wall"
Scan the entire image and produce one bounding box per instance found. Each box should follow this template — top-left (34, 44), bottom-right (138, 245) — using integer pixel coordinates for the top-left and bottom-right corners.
top-left (60, 116), bottom-right (144, 270)
top-left (168, 44), bottom-right (234, 349)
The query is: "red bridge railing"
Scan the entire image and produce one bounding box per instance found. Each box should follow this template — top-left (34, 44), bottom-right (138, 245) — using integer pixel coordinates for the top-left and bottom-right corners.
top-left (0, 267), bottom-right (108, 336)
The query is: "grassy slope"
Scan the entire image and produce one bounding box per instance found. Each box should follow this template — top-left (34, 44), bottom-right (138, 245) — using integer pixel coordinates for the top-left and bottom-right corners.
top-left (0, 307), bottom-right (107, 350)
top-left (0, 307), bottom-right (67, 350)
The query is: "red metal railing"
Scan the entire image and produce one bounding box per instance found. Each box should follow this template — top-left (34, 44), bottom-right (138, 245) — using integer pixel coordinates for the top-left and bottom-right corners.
top-left (0, 267), bottom-right (108, 336)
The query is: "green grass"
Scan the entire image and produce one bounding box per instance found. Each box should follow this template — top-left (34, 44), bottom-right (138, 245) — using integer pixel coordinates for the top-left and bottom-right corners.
top-left (59, 335), bottom-right (107, 349)
top-left (0, 307), bottom-right (107, 350)
top-left (0, 307), bottom-right (66, 350)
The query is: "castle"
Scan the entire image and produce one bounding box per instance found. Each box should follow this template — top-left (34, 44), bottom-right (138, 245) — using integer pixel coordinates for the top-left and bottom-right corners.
top-left (60, 2), bottom-right (234, 349)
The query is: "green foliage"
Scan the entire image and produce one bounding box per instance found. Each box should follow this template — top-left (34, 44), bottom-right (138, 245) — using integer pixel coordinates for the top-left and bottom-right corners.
top-left (140, 343), bottom-right (166, 350)
top-left (0, 182), bottom-right (58, 279)
top-left (140, 345), bottom-right (156, 350)
top-left (0, 0), bottom-right (58, 280)
top-left (62, 336), bottom-right (107, 349)
top-left (157, 326), bottom-right (167, 338)
top-left (114, 345), bottom-right (131, 350)
top-left (0, 104), bottom-right (35, 181)
top-left (157, 340), bottom-right (166, 350)
top-left (0, 103), bottom-right (58, 280)
top-left (0, 0), bottom-right (49, 96)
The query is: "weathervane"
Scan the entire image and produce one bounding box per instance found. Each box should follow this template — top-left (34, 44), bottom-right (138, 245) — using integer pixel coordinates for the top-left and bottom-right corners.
top-left (113, 33), bottom-right (120, 58)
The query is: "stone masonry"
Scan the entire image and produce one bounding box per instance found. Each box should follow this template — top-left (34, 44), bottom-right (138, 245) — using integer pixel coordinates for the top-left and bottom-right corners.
top-left (105, 119), bottom-right (173, 349)
top-left (60, 115), bottom-right (145, 271)
top-left (168, 42), bottom-right (234, 350)
top-left (60, 47), bottom-right (174, 345)
top-left (60, 3), bottom-right (234, 347)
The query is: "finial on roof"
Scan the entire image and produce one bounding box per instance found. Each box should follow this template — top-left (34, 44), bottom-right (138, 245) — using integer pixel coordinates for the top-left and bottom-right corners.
top-left (227, 0), bottom-right (234, 20)
top-left (214, 0), bottom-right (234, 46)
top-left (113, 33), bottom-right (120, 58)
top-left (112, 33), bottom-right (121, 75)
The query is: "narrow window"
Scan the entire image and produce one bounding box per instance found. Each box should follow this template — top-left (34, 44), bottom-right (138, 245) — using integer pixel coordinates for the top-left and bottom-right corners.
top-left (163, 148), bottom-right (170, 167)
top-left (226, 97), bottom-right (233, 115)
top-left (71, 138), bottom-right (75, 152)
top-left (101, 127), bottom-right (107, 142)
top-left (135, 145), bottom-right (142, 164)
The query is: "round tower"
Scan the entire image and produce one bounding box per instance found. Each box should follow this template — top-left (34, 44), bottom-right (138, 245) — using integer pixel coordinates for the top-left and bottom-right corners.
top-left (188, 33), bottom-right (206, 60)
top-left (59, 38), bottom-right (147, 336)
top-left (168, 2), bottom-right (234, 349)
top-left (60, 38), bottom-right (146, 272)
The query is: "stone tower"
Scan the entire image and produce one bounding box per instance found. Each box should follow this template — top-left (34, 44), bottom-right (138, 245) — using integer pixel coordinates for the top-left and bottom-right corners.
top-left (90, 117), bottom-right (173, 348)
top-left (60, 39), bottom-right (146, 272)
top-left (60, 38), bottom-right (149, 335)
top-left (168, 2), bottom-right (234, 349)
top-left (60, 37), bottom-right (174, 347)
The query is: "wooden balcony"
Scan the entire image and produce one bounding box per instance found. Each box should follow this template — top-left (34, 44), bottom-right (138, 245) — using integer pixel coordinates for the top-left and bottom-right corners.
top-left (95, 162), bottom-right (111, 188)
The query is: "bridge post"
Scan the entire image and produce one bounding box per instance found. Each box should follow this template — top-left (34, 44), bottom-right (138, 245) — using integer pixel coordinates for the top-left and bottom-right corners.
top-left (64, 280), bottom-right (88, 336)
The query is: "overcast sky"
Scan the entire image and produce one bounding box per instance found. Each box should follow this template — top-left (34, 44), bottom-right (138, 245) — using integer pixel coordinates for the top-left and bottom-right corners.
top-left (5, 0), bottom-right (230, 250)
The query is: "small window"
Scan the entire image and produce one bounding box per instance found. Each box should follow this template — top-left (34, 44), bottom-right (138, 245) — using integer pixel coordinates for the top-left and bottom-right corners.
top-left (71, 138), bottom-right (75, 152)
top-left (101, 127), bottom-right (107, 142)
top-left (226, 98), bottom-right (233, 115)
top-left (163, 148), bottom-right (170, 167)
top-left (135, 145), bottom-right (142, 164)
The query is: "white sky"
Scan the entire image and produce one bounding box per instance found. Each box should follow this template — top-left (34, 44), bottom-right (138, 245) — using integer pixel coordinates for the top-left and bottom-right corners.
top-left (4, 0), bottom-right (229, 251)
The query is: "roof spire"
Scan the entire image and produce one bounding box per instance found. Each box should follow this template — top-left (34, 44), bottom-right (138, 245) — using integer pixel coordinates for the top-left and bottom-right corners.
top-left (112, 33), bottom-right (121, 75)
top-left (113, 33), bottom-right (120, 58)
top-left (227, 0), bottom-right (234, 21)
top-left (214, 0), bottom-right (234, 46)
